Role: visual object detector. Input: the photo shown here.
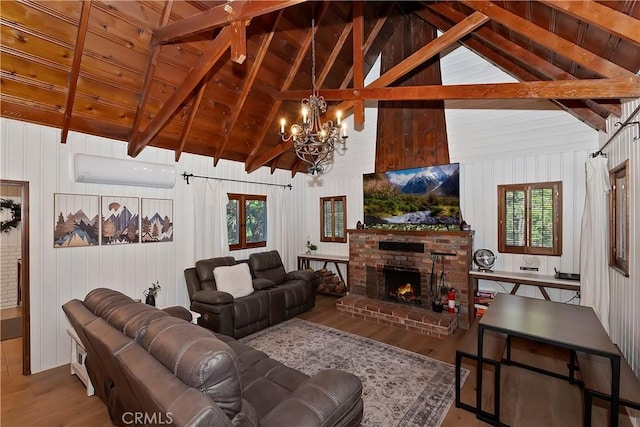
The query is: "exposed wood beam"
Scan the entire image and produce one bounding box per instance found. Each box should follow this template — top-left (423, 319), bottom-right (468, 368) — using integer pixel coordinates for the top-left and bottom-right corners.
top-left (333, 11), bottom-right (489, 115)
top-left (422, 3), bottom-right (618, 119)
top-left (230, 20), bottom-right (250, 64)
top-left (128, 27), bottom-right (231, 157)
top-left (175, 82), bottom-right (206, 162)
top-left (60, 0), bottom-right (91, 144)
top-left (353, 1), bottom-right (365, 126)
top-left (538, 0), bottom-right (640, 47)
top-left (214, 11), bottom-right (283, 166)
top-left (278, 80), bottom-right (639, 101)
top-left (462, 0), bottom-right (640, 82)
top-left (129, 0), bottom-right (174, 146)
top-left (316, 22), bottom-right (352, 88)
top-left (418, 6), bottom-right (606, 130)
top-left (245, 2), bottom-right (330, 173)
top-left (152, 0), bottom-right (304, 46)
top-left (340, 4), bottom-right (391, 89)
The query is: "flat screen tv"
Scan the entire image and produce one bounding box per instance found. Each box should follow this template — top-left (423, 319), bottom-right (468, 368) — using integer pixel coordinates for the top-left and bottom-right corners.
top-left (363, 163), bottom-right (460, 227)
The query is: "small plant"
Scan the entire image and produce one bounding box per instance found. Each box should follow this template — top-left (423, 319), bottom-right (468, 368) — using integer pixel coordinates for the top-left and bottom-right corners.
top-left (144, 281), bottom-right (161, 298)
top-left (306, 241), bottom-right (318, 252)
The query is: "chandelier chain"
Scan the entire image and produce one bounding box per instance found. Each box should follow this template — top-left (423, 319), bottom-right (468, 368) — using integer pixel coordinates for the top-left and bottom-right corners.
top-left (311, 18), bottom-right (316, 95)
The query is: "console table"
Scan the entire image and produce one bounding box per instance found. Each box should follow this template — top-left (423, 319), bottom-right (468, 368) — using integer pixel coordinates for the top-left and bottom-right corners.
top-left (469, 269), bottom-right (580, 301)
top-left (297, 253), bottom-right (349, 294)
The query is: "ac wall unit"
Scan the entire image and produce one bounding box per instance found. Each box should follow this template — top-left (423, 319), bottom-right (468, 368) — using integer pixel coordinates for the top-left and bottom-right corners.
top-left (74, 154), bottom-right (176, 188)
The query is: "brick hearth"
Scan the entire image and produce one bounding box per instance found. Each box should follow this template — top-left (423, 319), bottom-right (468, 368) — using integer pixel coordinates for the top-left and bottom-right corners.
top-left (346, 229), bottom-right (474, 332)
top-left (336, 294), bottom-right (457, 338)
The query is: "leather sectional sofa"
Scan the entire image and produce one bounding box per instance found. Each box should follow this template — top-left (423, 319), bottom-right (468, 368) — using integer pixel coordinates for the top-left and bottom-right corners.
top-left (63, 288), bottom-right (363, 427)
top-left (185, 250), bottom-right (316, 338)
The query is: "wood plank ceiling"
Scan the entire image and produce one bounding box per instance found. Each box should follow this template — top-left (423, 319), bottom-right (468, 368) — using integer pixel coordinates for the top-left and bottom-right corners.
top-left (1, 1), bottom-right (639, 175)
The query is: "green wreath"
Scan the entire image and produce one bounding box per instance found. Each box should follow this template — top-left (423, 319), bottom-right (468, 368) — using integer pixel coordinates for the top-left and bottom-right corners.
top-left (0, 198), bottom-right (21, 233)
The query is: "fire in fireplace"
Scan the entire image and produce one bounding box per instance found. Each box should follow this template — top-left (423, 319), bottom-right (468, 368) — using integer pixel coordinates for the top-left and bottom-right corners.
top-left (383, 265), bottom-right (421, 305)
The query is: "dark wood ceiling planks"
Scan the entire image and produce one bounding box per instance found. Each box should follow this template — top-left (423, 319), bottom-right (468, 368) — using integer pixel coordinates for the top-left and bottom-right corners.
top-left (1, 0), bottom-right (639, 175)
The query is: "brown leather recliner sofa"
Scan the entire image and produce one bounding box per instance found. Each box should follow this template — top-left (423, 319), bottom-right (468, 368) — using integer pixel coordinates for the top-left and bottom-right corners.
top-left (184, 250), bottom-right (315, 338)
top-left (63, 288), bottom-right (363, 427)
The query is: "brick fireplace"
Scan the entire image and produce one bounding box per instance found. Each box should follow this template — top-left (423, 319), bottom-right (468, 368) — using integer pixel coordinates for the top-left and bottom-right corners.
top-left (337, 229), bottom-right (474, 337)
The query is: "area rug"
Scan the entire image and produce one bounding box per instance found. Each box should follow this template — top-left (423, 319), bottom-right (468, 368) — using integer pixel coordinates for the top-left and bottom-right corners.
top-left (239, 318), bottom-right (468, 427)
top-left (1, 317), bottom-right (22, 341)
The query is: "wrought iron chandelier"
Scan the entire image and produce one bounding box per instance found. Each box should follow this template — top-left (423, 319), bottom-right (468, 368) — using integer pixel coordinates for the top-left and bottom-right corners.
top-left (280, 19), bottom-right (347, 176)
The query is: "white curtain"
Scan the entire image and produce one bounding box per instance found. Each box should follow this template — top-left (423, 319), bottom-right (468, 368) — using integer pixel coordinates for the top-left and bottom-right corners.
top-left (580, 155), bottom-right (611, 333)
top-left (193, 179), bottom-right (229, 261)
top-left (267, 186), bottom-right (293, 270)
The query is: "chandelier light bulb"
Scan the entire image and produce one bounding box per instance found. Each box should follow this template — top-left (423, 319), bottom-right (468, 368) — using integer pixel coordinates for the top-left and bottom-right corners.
top-left (280, 118), bottom-right (286, 134)
top-left (342, 122), bottom-right (347, 137)
top-left (336, 110), bottom-right (342, 125)
top-left (302, 107), bottom-right (308, 124)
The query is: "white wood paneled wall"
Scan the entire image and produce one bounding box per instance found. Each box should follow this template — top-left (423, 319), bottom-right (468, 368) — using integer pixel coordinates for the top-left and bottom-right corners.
top-left (0, 117), bottom-right (307, 373)
top-left (601, 98), bottom-right (640, 377)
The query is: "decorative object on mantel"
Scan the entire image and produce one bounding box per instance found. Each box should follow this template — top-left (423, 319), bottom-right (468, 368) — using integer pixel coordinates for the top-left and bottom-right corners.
top-left (279, 18), bottom-right (347, 176)
top-left (305, 241), bottom-right (318, 254)
top-left (0, 198), bottom-right (21, 233)
top-left (144, 281), bottom-right (161, 306)
top-left (356, 220), bottom-right (364, 229)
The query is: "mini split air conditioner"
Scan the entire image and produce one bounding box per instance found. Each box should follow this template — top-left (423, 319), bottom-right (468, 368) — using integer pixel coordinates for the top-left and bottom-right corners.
top-left (74, 153), bottom-right (176, 188)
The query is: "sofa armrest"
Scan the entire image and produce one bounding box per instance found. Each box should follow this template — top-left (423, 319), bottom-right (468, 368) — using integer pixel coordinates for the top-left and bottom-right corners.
top-left (160, 306), bottom-right (193, 322)
top-left (252, 278), bottom-right (275, 290)
top-left (260, 370), bottom-right (363, 427)
top-left (192, 289), bottom-right (234, 305)
top-left (285, 269), bottom-right (316, 282)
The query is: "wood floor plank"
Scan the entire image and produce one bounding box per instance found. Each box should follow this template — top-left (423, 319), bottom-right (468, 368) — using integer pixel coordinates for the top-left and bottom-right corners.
top-left (0, 295), bottom-right (634, 426)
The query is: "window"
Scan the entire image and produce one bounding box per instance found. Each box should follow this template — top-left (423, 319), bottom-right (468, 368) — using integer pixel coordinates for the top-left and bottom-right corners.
top-left (320, 196), bottom-right (346, 243)
top-left (227, 193), bottom-right (266, 250)
top-left (609, 161), bottom-right (629, 276)
top-left (498, 181), bottom-right (562, 256)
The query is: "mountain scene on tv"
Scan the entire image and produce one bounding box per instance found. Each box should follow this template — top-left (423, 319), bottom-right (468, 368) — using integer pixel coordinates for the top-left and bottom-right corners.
top-left (364, 163), bottom-right (460, 226)
top-left (54, 209), bottom-right (99, 247)
top-left (102, 201), bottom-right (139, 245)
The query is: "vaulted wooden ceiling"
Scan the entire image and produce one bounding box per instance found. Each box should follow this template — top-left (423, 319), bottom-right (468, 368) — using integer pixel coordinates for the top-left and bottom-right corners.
top-left (2, 1), bottom-right (639, 175)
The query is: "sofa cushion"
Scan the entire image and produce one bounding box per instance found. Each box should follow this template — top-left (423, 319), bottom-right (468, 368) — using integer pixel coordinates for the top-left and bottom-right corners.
top-left (249, 251), bottom-right (287, 285)
top-left (140, 316), bottom-right (243, 419)
top-left (196, 257), bottom-right (237, 291)
top-left (214, 263), bottom-right (254, 299)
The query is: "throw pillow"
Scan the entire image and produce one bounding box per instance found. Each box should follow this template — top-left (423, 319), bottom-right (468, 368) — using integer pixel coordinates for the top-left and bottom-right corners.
top-left (213, 263), bottom-right (254, 299)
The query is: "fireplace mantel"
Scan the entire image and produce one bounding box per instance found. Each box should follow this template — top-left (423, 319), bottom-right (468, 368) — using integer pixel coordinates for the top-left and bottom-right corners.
top-left (347, 229), bottom-right (475, 238)
top-left (347, 228), bottom-right (474, 329)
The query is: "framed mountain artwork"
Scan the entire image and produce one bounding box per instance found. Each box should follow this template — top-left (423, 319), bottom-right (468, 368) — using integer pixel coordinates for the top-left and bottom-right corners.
top-left (53, 193), bottom-right (100, 248)
top-left (101, 196), bottom-right (140, 245)
top-left (141, 198), bottom-right (173, 243)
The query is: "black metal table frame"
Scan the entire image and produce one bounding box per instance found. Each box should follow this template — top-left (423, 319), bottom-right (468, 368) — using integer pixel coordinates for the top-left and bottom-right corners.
top-left (476, 294), bottom-right (621, 427)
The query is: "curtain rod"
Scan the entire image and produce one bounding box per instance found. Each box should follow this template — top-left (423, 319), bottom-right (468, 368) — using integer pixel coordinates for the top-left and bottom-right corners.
top-left (181, 172), bottom-right (292, 190)
top-left (591, 103), bottom-right (640, 157)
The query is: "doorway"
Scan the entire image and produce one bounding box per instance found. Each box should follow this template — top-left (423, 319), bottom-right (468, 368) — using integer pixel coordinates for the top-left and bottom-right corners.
top-left (0, 180), bottom-right (30, 375)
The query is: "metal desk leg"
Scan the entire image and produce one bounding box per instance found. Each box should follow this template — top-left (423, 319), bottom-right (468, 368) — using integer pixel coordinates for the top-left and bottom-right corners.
top-left (476, 325), bottom-right (485, 419)
top-left (610, 355), bottom-right (620, 427)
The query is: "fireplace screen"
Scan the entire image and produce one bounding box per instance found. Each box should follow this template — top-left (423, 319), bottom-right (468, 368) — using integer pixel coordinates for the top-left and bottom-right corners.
top-left (383, 265), bottom-right (421, 305)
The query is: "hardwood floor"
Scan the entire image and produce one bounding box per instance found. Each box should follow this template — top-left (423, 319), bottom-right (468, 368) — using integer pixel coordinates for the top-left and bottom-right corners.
top-left (0, 295), bottom-right (632, 426)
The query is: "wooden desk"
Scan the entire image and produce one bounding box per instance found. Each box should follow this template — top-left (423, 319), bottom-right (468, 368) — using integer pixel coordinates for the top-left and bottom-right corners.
top-left (469, 269), bottom-right (580, 301)
top-left (477, 294), bottom-right (621, 426)
top-left (297, 253), bottom-right (349, 292)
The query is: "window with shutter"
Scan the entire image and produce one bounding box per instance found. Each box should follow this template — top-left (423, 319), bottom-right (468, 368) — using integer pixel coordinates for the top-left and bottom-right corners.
top-left (498, 182), bottom-right (562, 256)
top-left (320, 196), bottom-right (347, 243)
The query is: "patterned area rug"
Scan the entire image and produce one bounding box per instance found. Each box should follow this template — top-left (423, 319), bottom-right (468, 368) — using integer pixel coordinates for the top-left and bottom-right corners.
top-left (240, 318), bottom-right (468, 427)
